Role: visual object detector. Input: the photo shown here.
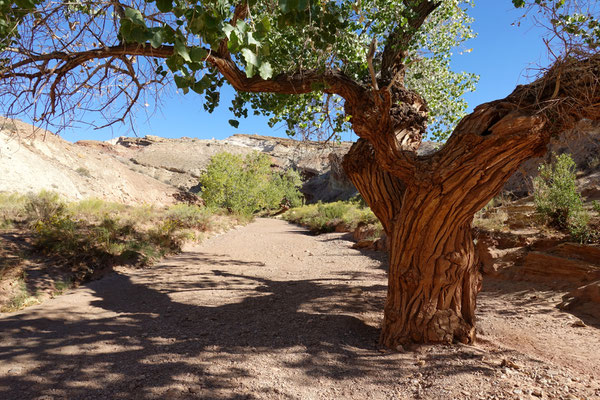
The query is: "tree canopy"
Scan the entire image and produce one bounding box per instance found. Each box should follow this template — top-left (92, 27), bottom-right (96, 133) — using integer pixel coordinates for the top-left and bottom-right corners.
top-left (0, 0), bottom-right (480, 140)
top-left (1, 1), bottom-right (597, 140)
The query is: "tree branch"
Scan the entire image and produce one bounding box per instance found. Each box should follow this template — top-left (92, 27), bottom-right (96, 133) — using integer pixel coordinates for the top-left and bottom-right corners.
top-left (420, 54), bottom-right (600, 221)
top-left (343, 139), bottom-right (406, 235)
top-left (381, 0), bottom-right (440, 84)
top-left (1, 43), bottom-right (366, 112)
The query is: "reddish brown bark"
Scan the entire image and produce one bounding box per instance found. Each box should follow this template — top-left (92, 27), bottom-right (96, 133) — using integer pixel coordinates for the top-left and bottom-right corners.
top-left (343, 85), bottom-right (583, 345)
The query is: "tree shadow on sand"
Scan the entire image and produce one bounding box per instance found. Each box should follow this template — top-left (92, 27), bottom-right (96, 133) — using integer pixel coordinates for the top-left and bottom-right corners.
top-left (0, 247), bottom-right (507, 400)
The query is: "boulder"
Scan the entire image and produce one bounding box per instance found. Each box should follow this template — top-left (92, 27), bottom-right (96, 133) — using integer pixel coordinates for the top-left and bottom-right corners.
top-left (520, 251), bottom-right (600, 284)
top-left (559, 280), bottom-right (600, 319)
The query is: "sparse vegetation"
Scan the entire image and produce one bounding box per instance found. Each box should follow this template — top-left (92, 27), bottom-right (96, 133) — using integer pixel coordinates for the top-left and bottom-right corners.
top-left (24, 190), bottom-right (65, 223)
top-left (0, 191), bottom-right (245, 311)
top-left (75, 166), bottom-right (91, 178)
top-left (166, 204), bottom-right (214, 231)
top-left (0, 275), bottom-right (39, 312)
top-left (199, 152), bottom-right (302, 216)
top-left (283, 200), bottom-right (381, 234)
top-left (474, 195), bottom-right (511, 231)
top-left (52, 278), bottom-right (72, 296)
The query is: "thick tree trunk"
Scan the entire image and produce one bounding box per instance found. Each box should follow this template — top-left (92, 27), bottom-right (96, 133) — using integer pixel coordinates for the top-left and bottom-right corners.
top-left (344, 102), bottom-right (553, 346)
top-left (380, 187), bottom-right (481, 346)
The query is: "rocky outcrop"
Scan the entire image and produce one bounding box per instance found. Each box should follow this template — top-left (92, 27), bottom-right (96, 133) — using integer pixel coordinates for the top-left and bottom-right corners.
top-left (520, 251), bottom-right (600, 284)
top-left (301, 153), bottom-right (358, 203)
top-left (560, 280), bottom-right (600, 319)
top-left (0, 118), bottom-right (178, 205)
top-left (108, 133), bottom-right (354, 201)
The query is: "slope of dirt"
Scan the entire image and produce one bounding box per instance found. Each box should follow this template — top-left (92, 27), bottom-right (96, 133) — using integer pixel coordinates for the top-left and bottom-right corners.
top-left (0, 118), bottom-right (177, 205)
top-left (0, 219), bottom-right (598, 400)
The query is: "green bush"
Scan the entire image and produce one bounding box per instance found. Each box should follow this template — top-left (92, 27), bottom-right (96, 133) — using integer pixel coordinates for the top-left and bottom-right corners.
top-left (68, 198), bottom-right (126, 221)
top-left (283, 200), bottom-right (380, 233)
top-left (166, 204), bottom-right (213, 231)
top-left (593, 200), bottom-right (600, 213)
top-left (199, 152), bottom-right (302, 216)
top-left (534, 153), bottom-right (594, 243)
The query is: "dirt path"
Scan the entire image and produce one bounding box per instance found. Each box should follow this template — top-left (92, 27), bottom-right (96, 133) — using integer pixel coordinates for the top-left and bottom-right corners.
top-left (1, 218), bottom-right (599, 400)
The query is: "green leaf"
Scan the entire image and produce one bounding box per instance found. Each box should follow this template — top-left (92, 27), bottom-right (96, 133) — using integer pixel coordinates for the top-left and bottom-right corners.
top-left (155, 0), bottom-right (173, 13)
top-left (149, 28), bottom-right (164, 48)
top-left (245, 62), bottom-right (256, 78)
top-left (297, 0), bottom-right (308, 11)
top-left (165, 54), bottom-right (183, 72)
top-left (189, 47), bottom-right (208, 62)
top-left (228, 119), bottom-right (240, 128)
top-left (174, 75), bottom-right (189, 89)
top-left (124, 8), bottom-right (145, 26)
top-left (247, 31), bottom-right (260, 46)
top-left (258, 61), bottom-right (273, 80)
top-left (174, 40), bottom-right (191, 63)
top-left (241, 48), bottom-right (258, 67)
top-left (223, 24), bottom-right (235, 39)
top-left (256, 16), bottom-right (271, 34)
top-left (227, 31), bottom-right (240, 52)
top-left (236, 20), bottom-right (249, 34)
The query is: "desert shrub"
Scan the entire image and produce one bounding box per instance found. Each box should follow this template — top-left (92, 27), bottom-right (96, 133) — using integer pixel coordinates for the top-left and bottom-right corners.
top-left (75, 167), bottom-right (91, 178)
top-left (283, 200), bottom-right (381, 233)
top-left (534, 153), bottom-right (585, 229)
top-left (0, 192), bottom-right (27, 227)
top-left (166, 204), bottom-right (213, 231)
top-left (69, 198), bottom-right (126, 221)
top-left (147, 219), bottom-right (184, 253)
top-left (24, 190), bottom-right (65, 222)
top-left (199, 152), bottom-right (302, 216)
top-left (534, 153), bottom-right (595, 243)
top-left (593, 200), bottom-right (600, 213)
top-left (0, 275), bottom-right (39, 312)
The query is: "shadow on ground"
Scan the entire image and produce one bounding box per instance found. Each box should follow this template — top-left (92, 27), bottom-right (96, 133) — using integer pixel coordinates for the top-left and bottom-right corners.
top-left (0, 245), bottom-right (500, 400)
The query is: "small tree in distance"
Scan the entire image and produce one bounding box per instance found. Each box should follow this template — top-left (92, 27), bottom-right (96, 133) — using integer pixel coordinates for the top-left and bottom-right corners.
top-left (0, 0), bottom-right (599, 346)
top-left (199, 152), bottom-right (302, 216)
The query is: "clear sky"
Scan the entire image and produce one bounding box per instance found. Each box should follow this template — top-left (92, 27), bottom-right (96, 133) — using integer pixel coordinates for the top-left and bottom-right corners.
top-left (52, 2), bottom-right (551, 143)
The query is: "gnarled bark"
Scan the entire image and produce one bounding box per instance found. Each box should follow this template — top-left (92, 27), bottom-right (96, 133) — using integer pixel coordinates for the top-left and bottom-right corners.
top-left (343, 54), bottom-right (600, 344)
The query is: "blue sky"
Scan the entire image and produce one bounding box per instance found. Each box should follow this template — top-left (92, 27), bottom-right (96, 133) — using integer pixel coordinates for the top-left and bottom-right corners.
top-left (56, 2), bottom-right (552, 143)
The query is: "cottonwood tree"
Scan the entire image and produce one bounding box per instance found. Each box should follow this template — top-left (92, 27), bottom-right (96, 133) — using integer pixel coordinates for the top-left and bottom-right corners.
top-left (1, 0), bottom-right (599, 346)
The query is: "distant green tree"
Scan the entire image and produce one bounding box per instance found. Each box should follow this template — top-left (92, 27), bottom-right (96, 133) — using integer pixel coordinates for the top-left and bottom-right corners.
top-left (199, 152), bottom-right (301, 215)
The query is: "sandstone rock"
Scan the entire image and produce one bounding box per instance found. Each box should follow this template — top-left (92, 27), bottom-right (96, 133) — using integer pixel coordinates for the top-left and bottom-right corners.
top-left (300, 152), bottom-right (359, 203)
top-left (334, 222), bottom-right (351, 233)
top-left (0, 118), bottom-right (177, 205)
top-left (549, 243), bottom-right (600, 265)
top-left (352, 239), bottom-right (376, 249)
top-left (559, 280), bottom-right (600, 318)
top-left (520, 251), bottom-right (600, 283)
top-left (353, 223), bottom-right (379, 242)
